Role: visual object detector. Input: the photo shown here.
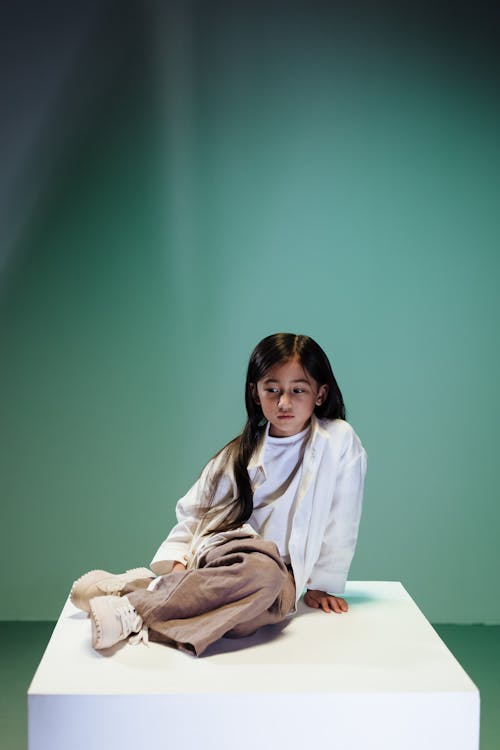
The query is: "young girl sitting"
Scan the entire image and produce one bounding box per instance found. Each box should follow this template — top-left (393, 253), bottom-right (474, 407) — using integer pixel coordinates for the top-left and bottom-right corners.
top-left (71, 333), bottom-right (367, 656)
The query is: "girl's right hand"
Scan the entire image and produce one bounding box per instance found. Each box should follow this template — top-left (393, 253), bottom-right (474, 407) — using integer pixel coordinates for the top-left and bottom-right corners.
top-left (304, 589), bottom-right (348, 613)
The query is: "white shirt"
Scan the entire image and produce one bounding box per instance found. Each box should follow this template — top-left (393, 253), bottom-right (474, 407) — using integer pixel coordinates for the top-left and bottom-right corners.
top-left (151, 416), bottom-right (367, 602)
top-left (249, 423), bottom-right (310, 561)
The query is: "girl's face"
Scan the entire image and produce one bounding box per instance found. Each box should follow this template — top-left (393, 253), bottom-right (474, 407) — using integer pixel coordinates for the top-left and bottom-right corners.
top-left (250, 357), bottom-right (328, 437)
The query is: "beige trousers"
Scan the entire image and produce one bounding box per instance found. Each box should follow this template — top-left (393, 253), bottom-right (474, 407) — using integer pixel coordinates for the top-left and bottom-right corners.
top-left (124, 537), bottom-right (296, 656)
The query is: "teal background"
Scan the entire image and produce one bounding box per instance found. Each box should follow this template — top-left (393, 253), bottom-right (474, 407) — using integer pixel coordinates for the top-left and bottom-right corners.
top-left (1, 1), bottom-right (499, 622)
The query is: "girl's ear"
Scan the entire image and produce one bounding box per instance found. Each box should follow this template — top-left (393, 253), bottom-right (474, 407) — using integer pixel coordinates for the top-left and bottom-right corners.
top-left (249, 382), bottom-right (260, 404)
top-left (316, 384), bottom-right (329, 406)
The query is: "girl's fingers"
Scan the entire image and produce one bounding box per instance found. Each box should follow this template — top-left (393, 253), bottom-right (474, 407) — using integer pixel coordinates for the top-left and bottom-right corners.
top-left (305, 591), bottom-right (349, 614)
top-left (330, 596), bottom-right (348, 613)
top-left (321, 597), bottom-right (331, 613)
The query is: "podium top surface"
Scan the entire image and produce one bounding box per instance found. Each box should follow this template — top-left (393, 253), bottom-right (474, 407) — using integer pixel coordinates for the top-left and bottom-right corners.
top-left (28, 581), bottom-right (478, 696)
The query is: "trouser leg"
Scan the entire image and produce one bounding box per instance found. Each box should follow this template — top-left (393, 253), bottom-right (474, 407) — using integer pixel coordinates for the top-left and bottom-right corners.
top-left (124, 538), bottom-right (295, 656)
top-left (224, 567), bottom-right (295, 638)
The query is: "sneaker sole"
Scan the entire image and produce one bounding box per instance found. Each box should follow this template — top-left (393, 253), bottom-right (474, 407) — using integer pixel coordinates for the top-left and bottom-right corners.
top-left (89, 595), bottom-right (120, 650)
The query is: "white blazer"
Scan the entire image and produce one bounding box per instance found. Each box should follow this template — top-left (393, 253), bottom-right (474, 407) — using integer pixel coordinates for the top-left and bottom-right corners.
top-left (151, 415), bottom-right (367, 602)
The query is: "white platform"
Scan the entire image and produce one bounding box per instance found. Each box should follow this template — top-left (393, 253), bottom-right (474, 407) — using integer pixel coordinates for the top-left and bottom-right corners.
top-left (28, 581), bottom-right (480, 750)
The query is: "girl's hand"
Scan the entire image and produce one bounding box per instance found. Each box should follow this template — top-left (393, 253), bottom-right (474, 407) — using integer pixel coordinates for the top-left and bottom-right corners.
top-left (304, 589), bottom-right (348, 613)
top-left (172, 561), bottom-right (187, 572)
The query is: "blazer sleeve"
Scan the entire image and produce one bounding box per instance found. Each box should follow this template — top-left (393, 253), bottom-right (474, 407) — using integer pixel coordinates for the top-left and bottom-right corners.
top-left (150, 452), bottom-right (235, 575)
top-left (307, 432), bottom-right (367, 596)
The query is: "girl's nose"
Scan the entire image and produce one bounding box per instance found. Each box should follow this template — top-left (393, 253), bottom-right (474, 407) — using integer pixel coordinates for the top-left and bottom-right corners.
top-left (278, 393), bottom-right (292, 410)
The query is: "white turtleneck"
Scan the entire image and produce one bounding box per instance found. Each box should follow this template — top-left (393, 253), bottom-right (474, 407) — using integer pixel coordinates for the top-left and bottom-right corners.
top-left (248, 423), bottom-right (310, 562)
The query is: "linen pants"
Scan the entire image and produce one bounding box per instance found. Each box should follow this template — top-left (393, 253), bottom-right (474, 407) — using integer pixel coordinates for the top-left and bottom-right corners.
top-left (123, 537), bottom-right (296, 656)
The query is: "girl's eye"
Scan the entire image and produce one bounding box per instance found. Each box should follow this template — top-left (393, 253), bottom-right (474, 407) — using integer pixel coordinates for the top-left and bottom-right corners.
top-left (263, 388), bottom-right (306, 395)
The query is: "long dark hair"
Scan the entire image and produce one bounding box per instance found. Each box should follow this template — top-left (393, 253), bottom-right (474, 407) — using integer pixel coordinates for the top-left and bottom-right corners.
top-left (202, 333), bottom-right (345, 533)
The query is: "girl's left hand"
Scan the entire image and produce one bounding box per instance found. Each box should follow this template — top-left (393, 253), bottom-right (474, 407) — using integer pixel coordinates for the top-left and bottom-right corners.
top-left (304, 589), bottom-right (348, 613)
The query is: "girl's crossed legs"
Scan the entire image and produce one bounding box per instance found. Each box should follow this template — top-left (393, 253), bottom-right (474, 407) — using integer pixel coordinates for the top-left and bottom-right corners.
top-left (122, 537), bottom-right (296, 656)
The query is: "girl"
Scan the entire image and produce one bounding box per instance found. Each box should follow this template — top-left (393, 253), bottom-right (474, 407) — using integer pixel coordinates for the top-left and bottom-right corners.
top-left (71, 333), bottom-right (367, 655)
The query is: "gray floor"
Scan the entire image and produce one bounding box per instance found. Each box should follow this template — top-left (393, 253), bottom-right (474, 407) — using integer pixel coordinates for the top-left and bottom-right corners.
top-left (1, 622), bottom-right (499, 749)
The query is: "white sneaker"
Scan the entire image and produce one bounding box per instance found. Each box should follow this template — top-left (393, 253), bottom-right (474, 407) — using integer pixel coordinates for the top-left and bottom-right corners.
top-left (89, 596), bottom-right (145, 650)
top-left (70, 567), bottom-right (154, 613)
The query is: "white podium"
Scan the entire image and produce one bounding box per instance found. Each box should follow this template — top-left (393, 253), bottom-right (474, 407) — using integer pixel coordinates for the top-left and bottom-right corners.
top-left (28, 581), bottom-right (479, 750)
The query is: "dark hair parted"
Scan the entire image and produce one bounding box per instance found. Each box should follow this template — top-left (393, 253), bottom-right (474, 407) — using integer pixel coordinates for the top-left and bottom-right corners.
top-left (202, 333), bottom-right (345, 533)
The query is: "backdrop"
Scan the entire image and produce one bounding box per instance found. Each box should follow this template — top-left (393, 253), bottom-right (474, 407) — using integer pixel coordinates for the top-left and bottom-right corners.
top-left (1, 0), bottom-right (499, 622)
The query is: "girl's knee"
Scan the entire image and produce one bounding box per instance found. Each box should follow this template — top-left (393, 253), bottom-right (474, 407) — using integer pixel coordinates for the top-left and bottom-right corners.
top-left (250, 551), bottom-right (288, 593)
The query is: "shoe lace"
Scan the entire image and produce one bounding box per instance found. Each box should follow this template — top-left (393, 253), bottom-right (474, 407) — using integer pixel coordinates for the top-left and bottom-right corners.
top-left (116, 603), bottom-right (147, 645)
top-left (129, 624), bottom-right (149, 646)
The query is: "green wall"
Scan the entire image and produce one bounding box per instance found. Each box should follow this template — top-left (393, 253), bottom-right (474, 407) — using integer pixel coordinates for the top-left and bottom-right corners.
top-left (1, 1), bottom-right (499, 622)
